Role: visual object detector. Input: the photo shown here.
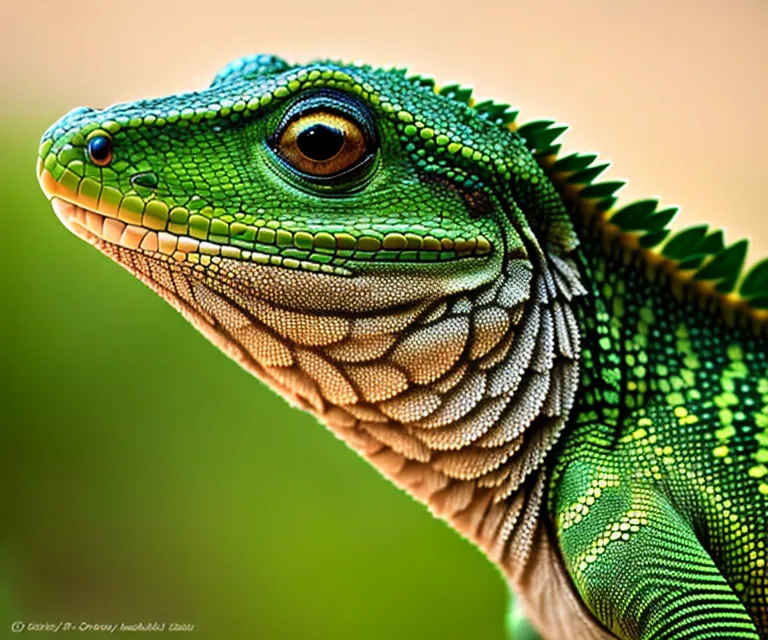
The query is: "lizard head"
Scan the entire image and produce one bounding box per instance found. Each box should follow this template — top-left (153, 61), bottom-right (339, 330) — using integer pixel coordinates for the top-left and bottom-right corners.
top-left (38, 55), bottom-right (583, 578)
top-left (38, 55), bottom-right (513, 282)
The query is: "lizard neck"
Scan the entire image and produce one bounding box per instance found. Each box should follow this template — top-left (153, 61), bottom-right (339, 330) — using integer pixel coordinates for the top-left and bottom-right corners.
top-left (101, 211), bottom-right (585, 580)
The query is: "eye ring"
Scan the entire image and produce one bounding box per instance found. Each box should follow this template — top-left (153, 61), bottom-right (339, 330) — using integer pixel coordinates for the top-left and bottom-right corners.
top-left (268, 90), bottom-right (378, 190)
top-left (86, 133), bottom-right (113, 167)
top-left (276, 111), bottom-right (366, 176)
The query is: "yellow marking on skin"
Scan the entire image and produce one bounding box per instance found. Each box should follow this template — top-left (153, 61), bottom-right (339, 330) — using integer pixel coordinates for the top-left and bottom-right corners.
top-left (40, 168), bottom-right (119, 219)
top-left (572, 506), bottom-right (650, 574)
top-left (559, 471), bottom-right (620, 530)
top-left (749, 465), bottom-right (767, 479)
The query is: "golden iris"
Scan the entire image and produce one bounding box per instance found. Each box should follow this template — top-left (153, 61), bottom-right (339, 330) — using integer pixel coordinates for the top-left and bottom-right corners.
top-left (275, 111), bottom-right (366, 176)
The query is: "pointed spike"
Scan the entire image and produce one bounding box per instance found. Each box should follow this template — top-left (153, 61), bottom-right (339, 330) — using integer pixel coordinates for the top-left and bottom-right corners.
top-left (616, 199), bottom-right (659, 215)
top-left (693, 240), bottom-right (749, 283)
top-left (595, 197), bottom-right (617, 212)
top-left (661, 225), bottom-right (709, 260)
top-left (552, 153), bottom-right (598, 173)
top-left (740, 258), bottom-right (768, 299)
top-left (677, 257), bottom-right (705, 270)
top-left (501, 109), bottom-right (519, 125)
top-left (407, 73), bottom-right (433, 88)
top-left (579, 181), bottom-right (625, 199)
top-left (565, 163), bottom-right (609, 185)
top-left (639, 229), bottom-right (671, 249)
top-left (476, 102), bottom-right (509, 119)
top-left (715, 278), bottom-right (739, 294)
top-left (439, 84), bottom-right (474, 104)
top-left (536, 144), bottom-right (562, 158)
top-left (609, 199), bottom-right (659, 231)
top-left (698, 230), bottom-right (725, 255)
top-left (643, 207), bottom-right (678, 232)
top-left (456, 89), bottom-right (474, 104)
top-left (527, 125), bottom-right (568, 151)
top-left (517, 120), bottom-right (555, 136)
top-left (472, 99), bottom-right (497, 112)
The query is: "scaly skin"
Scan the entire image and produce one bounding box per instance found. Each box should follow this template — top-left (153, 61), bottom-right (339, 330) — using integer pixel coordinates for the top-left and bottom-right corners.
top-left (37, 55), bottom-right (768, 639)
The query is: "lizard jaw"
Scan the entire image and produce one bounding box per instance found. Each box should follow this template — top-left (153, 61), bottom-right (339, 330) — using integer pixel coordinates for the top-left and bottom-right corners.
top-left (39, 166), bottom-right (351, 274)
top-left (39, 164), bottom-right (198, 260)
top-left (50, 196), bottom-right (163, 253)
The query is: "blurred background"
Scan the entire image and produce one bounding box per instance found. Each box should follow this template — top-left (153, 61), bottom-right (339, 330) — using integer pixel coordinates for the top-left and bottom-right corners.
top-left (1, 1), bottom-right (766, 638)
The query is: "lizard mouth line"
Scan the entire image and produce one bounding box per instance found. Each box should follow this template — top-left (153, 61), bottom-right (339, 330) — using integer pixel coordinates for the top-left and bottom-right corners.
top-left (49, 197), bottom-right (353, 275)
top-left (38, 166), bottom-right (493, 276)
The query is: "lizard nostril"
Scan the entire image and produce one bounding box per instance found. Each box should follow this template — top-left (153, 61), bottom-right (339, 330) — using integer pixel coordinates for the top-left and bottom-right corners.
top-left (131, 172), bottom-right (159, 189)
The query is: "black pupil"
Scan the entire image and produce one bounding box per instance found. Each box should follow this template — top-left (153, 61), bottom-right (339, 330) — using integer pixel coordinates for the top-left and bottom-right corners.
top-left (296, 124), bottom-right (344, 161)
top-left (88, 136), bottom-right (110, 161)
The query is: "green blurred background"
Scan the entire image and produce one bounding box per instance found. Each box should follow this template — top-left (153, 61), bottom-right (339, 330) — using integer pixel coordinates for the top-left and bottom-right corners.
top-left (0, 116), bottom-right (508, 638)
top-left (1, 1), bottom-right (766, 638)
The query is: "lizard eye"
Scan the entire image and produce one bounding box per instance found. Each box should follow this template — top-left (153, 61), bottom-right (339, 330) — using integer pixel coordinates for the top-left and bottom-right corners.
top-left (269, 90), bottom-right (377, 188)
top-left (86, 134), bottom-right (112, 167)
top-left (277, 113), bottom-right (365, 175)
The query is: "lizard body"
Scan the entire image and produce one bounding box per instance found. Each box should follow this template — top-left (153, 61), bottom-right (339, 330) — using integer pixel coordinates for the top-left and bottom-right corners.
top-left (37, 55), bottom-right (768, 639)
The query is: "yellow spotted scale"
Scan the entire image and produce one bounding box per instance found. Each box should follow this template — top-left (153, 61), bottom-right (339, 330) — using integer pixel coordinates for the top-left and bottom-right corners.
top-left (37, 55), bottom-right (768, 639)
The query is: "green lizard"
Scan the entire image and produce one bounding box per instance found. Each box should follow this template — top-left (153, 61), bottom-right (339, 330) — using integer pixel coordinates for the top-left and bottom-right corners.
top-left (37, 55), bottom-right (768, 639)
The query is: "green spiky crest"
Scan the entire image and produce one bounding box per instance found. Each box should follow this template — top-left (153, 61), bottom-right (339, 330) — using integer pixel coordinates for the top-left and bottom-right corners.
top-left (394, 65), bottom-right (768, 316)
top-left (414, 64), bottom-right (766, 315)
top-left (507, 113), bottom-right (768, 315)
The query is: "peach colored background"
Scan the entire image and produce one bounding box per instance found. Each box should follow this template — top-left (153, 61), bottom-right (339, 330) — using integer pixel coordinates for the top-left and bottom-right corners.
top-left (4, 0), bottom-right (767, 255)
